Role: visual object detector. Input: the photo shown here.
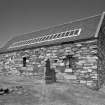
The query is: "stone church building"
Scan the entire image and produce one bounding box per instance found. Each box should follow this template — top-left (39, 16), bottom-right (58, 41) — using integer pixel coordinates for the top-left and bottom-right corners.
top-left (0, 12), bottom-right (105, 90)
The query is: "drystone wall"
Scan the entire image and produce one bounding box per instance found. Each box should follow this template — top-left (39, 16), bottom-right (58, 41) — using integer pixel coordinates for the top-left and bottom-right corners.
top-left (0, 39), bottom-right (98, 89)
top-left (97, 17), bottom-right (105, 89)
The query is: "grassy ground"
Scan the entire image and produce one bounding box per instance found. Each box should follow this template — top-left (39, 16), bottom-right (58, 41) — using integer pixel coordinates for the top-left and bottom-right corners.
top-left (0, 75), bottom-right (105, 105)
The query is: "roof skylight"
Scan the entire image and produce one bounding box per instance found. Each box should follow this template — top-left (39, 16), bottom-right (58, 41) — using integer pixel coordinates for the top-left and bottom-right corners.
top-left (8, 28), bottom-right (81, 49)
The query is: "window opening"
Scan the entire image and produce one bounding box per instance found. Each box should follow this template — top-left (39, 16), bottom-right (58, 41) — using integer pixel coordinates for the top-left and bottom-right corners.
top-left (63, 55), bottom-right (74, 69)
top-left (49, 35), bottom-right (54, 39)
top-left (45, 36), bottom-right (50, 40)
top-left (74, 29), bottom-right (79, 35)
top-left (69, 31), bottom-right (74, 36)
top-left (23, 57), bottom-right (27, 67)
top-left (65, 32), bottom-right (70, 36)
top-left (52, 34), bottom-right (58, 39)
top-left (61, 32), bottom-right (65, 37)
top-left (56, 33), bottom-right (61, 38)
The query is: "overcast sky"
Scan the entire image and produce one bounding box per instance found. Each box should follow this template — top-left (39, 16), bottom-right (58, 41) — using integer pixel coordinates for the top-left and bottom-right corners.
top-left (0, 0), bottom-right (105, 48)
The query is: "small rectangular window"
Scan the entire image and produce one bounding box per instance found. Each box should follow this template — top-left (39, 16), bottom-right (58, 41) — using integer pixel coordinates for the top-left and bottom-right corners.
top-left (33, 38), bottom-right (38, 42)
top-left (61, 32), bottom-right (65, 37)
top-left (45, 36), bottom-right (50, 40)
top-left (36, 37), bottom-right (41, 42)
top-left (64, 55), bottom-right (73, 68)
top-left (42, 36), bottom-right (47, 41)
top-left (74, 29), bottom-right (79, 35)
top-left (52, 34), bottom-right (58, 39)
top-left (38, 37), bottom-right (43, 41)
top-left (23, 57), bottom-right (27, 67)
top-left (65, 32), bottom-right (70, 36)
top-left (56, 33), bottom-right (61, 38)
top-left (49, 35), bottom-right (54, 39)
top-left (30, 39), bottom-right (35, 44)
top-left (69, 31), bottom-right (74, 36)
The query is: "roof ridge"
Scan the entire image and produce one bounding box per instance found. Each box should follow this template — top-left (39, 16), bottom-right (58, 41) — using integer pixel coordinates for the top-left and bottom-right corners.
top-left (11, 13), bottom-right (102, 38)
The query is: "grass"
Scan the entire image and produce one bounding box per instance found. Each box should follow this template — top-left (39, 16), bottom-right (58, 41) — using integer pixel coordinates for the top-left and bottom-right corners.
top-left (0, 75), bottom-right (105, 105)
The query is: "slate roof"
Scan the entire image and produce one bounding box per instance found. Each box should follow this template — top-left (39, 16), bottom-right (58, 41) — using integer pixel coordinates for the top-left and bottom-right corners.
top-left (0, 12), bottom-right (105, 54)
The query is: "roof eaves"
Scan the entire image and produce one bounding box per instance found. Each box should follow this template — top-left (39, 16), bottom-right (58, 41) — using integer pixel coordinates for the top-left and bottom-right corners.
top-left (95, 12), bottom-right (105, 37)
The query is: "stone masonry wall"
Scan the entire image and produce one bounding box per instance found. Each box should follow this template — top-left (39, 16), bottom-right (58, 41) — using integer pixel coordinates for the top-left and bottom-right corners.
top-left (97, 16), bottom-right (105, 89)
top-left (0, 39), bottom-right (98, 89)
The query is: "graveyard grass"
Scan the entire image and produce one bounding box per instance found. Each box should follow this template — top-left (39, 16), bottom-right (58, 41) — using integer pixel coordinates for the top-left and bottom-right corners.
top-left (0, 75), bottom-right (105, 105)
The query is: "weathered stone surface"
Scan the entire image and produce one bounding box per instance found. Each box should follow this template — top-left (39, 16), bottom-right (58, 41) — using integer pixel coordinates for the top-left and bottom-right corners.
top-left (0, 39), bottom-right (99, 89)
top-left (97, 19), bottom-right (105, 89)
top-left (80, 80), bottom-right (87, 84)
top-left (64, 74), bottom-right (77, 80)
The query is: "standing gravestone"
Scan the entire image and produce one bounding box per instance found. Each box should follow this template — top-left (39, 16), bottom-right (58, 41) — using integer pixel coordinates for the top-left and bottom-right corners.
top-left (45, 59), bottom-right (56, 84)
top-left (45, 59), bottom-right (51, 84)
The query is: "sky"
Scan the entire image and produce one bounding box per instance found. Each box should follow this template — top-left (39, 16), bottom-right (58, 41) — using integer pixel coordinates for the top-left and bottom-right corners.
top-left (0, 0), bottom-right (105, 48)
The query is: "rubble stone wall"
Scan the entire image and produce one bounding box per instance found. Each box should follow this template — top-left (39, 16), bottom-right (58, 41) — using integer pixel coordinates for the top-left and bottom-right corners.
top-left (97, 16), bottom-right (105, 89)
top-left (0, 39), bottom-right (98, 89)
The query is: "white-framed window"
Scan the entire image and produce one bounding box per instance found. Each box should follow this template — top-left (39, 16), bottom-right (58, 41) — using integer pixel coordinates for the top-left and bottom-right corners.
top-left (8, 28), bottom-right (81, 49)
